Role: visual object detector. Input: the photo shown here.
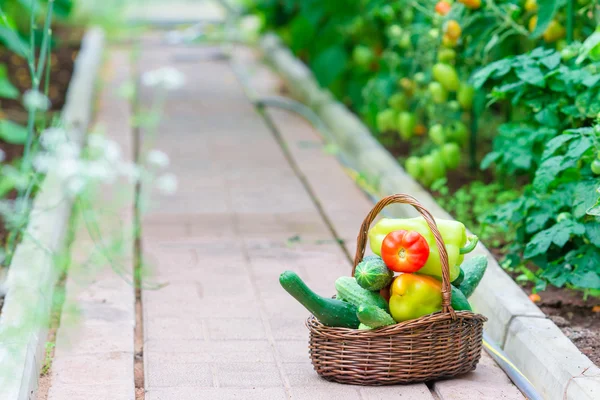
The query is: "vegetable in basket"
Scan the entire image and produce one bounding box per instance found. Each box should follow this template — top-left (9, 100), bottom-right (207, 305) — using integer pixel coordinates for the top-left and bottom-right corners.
top-left (335, 276), bottom-right (389, 311)
top-left (456, 255), bottom-right (488, 298)
top-left (381, 230), bottom-right (430, 273)
top-left (368, 217), bottom-right (478, 281)
top-left (279, 271), bottom-right (360, 328)
top-left (354, 255), bottom-right (394, 290)
top-left (389, 273), bottom-right (472, 322)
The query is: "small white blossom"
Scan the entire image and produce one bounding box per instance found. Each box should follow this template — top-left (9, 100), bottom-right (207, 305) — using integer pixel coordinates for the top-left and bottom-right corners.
top-left (32, 153), bottom-right (53, 172)
top-left (156, 173), bottom-right (177, 195)
top-left (65, 176), bottom-right (86, 197)
top-left (40, 128), bottom-right (67, 149)
top-left (85, 161), bottom-right (116, 183)
top-left (103, 140), bottom-right (121, 163)
top-left (23, 90), bottom-right (51, 112)
top-left (147, 150), bottom-right (169, 168)
top-left (142, 67), bottom-right (185, 91)
top-left (87, 133), bottom-right (106, 149)
top-left (56, 158), bottom-right (80, 180)
top-left (118, 162), bottom-right (141, 183)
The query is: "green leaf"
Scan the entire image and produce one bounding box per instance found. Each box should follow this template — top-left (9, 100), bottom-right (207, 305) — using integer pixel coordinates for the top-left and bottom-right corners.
top-left (515, 65), bottom-right (546, 87)
top-left (524, 220), bottom-right (585, 258)
top-left (541, 133), bottom-right (576, 160)
top-left (577, 31), bottom-right (600, 64)
top-left (530, 0), bottom-right (561, 39)
top-left (0, 65), bottom-right (18, 99)
top-left (310, 45), bottom-right (347, 87)
top-left (0, 120), bottom-right (28, 144)
top-left (573, 180), bottom-right (600, 218)
top-left (0, 27), bottom-right (29, 57)
top-left (585, 222), bottom-right (600, 247)
top-left (533, 156), bottom-right (562, 192)
top-left (539, 51), bottom-right (561, 70)
top-left (470, 58), bottom-right (513, 89)
top-left (569, 271), bottom-right (600, 290)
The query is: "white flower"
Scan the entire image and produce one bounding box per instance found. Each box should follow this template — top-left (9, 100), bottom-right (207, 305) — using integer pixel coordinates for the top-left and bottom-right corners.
top-left (56, 142), bottom-right (80, 160)
top-left (147, 150), bottom-right (169, 168)
top-left (118, 162), bottom-right (141, 183)
top-left (23, 90), bottom-right (51, 112)
top-left (85, 161), bottom-right (116, 183)
top-left (65, 176), bottom-right (86, 197)
top-left (32, 153), bottom-right (53, 172)
top-left (40, 128), bottom-right (67, 149)
top-left (142, 67), bottom-right (185, 91)
top-left (56, 158), bottom-right (80, 180)
top-left (156, 173), bottom-right (177, 195)
top-left (102, 140), bottom-right (122, 163)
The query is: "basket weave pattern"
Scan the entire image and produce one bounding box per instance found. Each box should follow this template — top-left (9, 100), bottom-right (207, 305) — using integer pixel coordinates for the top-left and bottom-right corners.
top-left (307, 194), bottom-right (487, 385)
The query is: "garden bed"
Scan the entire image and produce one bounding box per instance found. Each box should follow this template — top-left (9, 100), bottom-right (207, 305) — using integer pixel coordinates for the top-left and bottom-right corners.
top-left (0, 28), bottom-right (104, 399)
top-left (0, 26), bottom-right (82, 305)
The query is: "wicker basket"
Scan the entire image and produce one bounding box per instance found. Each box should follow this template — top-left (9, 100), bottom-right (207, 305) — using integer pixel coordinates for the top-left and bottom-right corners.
top-left (307, 194), bottom-right (487, 385)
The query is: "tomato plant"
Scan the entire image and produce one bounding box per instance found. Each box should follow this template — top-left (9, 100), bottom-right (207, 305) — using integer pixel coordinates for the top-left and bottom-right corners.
top-left (249, 0), bottom-right (600, 294)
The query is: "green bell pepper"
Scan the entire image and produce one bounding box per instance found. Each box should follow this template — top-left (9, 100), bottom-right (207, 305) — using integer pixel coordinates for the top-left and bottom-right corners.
top-left (368, 217), bottom-right (478, 281)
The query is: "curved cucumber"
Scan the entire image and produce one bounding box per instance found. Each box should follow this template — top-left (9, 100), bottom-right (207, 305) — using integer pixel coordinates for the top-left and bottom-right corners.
top-left (279, 271), bottom-right (360, 328)
top-left (458, 255), bottom-right (488, 298)
top-left (357, 305), bottom-right (396, 328)
top-left (451, 268), bottom-right (465, 287)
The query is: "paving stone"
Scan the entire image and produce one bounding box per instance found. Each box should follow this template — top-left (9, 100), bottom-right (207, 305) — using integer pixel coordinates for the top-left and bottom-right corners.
top-left (433, 352), bottom-right (524, 399)
top-left (144, 316), bottom-right (206, 341)
top-left (145, 358), bottom-right (213, 388)
top-left (207, 318), bottom-right (267, 341)
top-left (145, 387), bottom-right (288, 400)
top-left (48, 383), bottom-right (133, 400)
top-left (51, 352), bottom-right (133, 386)
top-left (145, 340), bottom-right (276, 363)
top-left (290, 387), bottom-right (362, 400)
top-left (360, 385), bottom-right (435, 399)
top-left (213, 362), bottom-right (283, 388)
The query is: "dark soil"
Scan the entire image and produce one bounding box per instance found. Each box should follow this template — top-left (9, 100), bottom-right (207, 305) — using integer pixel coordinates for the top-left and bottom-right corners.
top-left (0, 26), bottom-right (81, 257)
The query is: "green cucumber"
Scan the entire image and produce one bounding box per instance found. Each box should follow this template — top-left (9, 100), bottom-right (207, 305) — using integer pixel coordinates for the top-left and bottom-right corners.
top-left (279, 271), bottom-right (360, 328)
top-left (335, 276), bottom-right (389, 311)
top-left (451, 268), bottom-right (465, 287)
top-left (451, 285), bottom-right (472, 311)
top-left (457, 255), bottom-right (488, 298)
top-left (357, 305), bottom-right (396, 328)
top-left (354, 256), bottom-right (394, 291)
top-left (358, 323), bottom-right (372, 330)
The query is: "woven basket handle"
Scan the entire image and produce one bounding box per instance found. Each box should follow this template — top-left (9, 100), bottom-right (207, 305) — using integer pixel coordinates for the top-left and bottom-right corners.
top-left (353, 194), bottom-right (455, 317)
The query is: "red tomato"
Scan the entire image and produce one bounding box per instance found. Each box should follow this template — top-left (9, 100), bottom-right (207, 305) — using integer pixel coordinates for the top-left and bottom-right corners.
top-left (381, 230), bottom-right (430, 273)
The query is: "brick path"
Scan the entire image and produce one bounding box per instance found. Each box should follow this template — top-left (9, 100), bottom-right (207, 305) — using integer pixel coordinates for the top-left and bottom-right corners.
top-left (42, 36), bottom-right (525, 399)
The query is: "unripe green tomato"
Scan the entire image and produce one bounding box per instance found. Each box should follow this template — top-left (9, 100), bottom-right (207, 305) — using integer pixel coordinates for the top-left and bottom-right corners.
top-left (429, 124), bottom-right (446, 145)
top-left (432, 63), bottom-right (460, 92)
top-left (388, 25), bottom-right (403, 40)
top-left (414, 72), bottom-right (427, 85)
top-left (432, 15), bottom-right (442, 27)
top-left (438, 48), bottom-right (456, 63)
top-left (448, 100), bottom-right (461, 111)
top-left (397, 112), bottom-right (417, 140)
top-left (556, 212), bottom-right (572, 222)
top-left (376, 109), bottom-right (397, 132)
top-left (388, 93), bottom-right (408, 111)
top-left (403, 8), bottom-right (414, 23)
top-left (353, 45), bottom-right (375, 67)
top-left (421, 154), bottom-right (446, 185)
top-left (429, 29), bottom-right (440, 39)
top-left (405, 156), bottom-right (423, 178)
top-left (446, 121), bottom-right (468, 145)
top-left (429, 82), bottom-right (448, 104)
top-left (441, 142), bottom-right (461, 169)
top-left (592, 159), bottom-right (600, 175)
top-left (378, 5), bottom-right (395, 23)
top-left (457, 84), bottom-right (475, 109)
top-left (399, 32), bottom-right (412, 49)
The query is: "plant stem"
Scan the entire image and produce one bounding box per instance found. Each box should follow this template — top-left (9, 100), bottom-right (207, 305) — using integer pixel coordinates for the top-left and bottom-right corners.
top-left (566, 0), bottom-right (574, 43)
